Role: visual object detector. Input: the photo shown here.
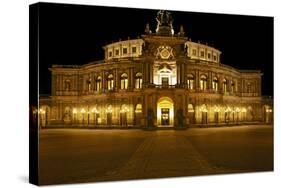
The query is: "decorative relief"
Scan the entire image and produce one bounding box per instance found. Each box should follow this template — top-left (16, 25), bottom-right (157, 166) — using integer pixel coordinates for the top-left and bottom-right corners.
top-left (155, 46), bottom-right (175, 60)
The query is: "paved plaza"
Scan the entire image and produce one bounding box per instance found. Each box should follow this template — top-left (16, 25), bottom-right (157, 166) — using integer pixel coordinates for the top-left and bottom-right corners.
top-left (39, 125), bottom-right (273, 185)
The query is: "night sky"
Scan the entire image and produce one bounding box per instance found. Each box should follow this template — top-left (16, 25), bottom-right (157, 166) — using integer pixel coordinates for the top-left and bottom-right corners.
top-left (38, 3), bottom-right (273, 96)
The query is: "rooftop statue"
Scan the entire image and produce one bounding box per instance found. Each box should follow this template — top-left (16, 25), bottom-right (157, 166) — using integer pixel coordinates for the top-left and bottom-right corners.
top-left (156, 10), bottom-right (174, 35)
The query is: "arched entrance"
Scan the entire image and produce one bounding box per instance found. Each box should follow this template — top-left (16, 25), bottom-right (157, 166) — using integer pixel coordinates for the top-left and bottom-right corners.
top-left (157, 97), bottom-right (174, 126)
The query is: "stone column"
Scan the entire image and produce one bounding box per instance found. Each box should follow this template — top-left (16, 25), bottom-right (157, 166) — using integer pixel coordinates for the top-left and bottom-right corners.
top-left (102, 71), bottom-right (106, 90)
top-left (149, 62), bottom-right (154, 84)
top-left (176, 61), bottom-right (181, 85)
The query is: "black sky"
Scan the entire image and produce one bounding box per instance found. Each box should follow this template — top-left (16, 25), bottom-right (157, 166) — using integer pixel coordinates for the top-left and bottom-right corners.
top-left (38, 3), bottom-right (273, 96)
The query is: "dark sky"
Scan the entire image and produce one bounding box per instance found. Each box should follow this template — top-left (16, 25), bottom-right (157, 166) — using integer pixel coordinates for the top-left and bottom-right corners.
top-left (38, 2), bottom-right (273, 96)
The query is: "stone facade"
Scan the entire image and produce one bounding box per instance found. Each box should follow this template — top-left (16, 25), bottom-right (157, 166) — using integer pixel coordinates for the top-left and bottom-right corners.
top-left (39, 10), bottom-right (273, 128)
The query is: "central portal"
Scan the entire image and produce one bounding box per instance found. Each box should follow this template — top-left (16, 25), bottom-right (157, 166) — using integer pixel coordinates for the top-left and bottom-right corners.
top-left (161, 108), bottom-right (170, 125)
top-left (157, 97), bottom-right (174, 126)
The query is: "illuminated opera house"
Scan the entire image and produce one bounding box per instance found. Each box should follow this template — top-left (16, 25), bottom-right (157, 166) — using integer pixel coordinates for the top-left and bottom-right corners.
top-left (39, 10), bottom-right (273, 128)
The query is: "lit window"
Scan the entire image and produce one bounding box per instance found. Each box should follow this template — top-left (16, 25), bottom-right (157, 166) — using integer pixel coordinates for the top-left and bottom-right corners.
top-left (187, 74), bottom-right (194, 90)
top-left (231, 81), bottom-right (235, 93)
top-left (223, 79), bottom-right (228, 93)
top-left (123, 48), bottom-right (128, 54)
top-left (107, 74), bottom-right (114, 90)
top-left (135, 104), bottom-right (142, 113)
top-left (212, 77), bottom-right (218, 91)
top-left (132, 47), bottom-right (137, 53)
top-left (87, 79), bottom-right (92, 91)
top-left (121, 73), bottom-right (128, 89)
top-left (96, 76), bottom-right (102, 92)
top-left (135, 72), bottom-right (142, 89)
top-left (200, 75), bottom-right (207, 90)
top-left (192, 49), bottom-right (196, 56)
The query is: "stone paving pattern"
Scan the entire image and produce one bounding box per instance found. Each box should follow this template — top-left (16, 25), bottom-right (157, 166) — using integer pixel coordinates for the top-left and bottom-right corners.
top-left (39, 125), bottom-right (273, 185)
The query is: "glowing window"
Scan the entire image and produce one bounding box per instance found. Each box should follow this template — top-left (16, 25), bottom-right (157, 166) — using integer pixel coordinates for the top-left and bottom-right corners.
top-left (96, 76), bottom-right (102, 92)
top-left (223, 79), bottom-right (228, 93)
top-left (212, 77), bottom-right (218, 91)
top-left (200, 75), bottom-right (207, 90)
top-left (107, 74), bottom-right (114, 90)
top-left (187, 74), bottom-right (194, 90)
top-left (121, 73), bottom-right (128, 89)
top-left (135, 72), bottom-right (142, 89)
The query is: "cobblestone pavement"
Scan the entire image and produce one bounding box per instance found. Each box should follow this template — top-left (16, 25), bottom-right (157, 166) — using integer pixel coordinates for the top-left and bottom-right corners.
top-left (39, 125), bottom-right (273, 185)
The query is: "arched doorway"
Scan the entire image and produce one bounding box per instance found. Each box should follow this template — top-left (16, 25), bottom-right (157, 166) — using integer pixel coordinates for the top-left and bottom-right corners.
top-left (157, 97), bottom-right (174, 126)
top-left (187, 104), bottom-right (195, 124)
top-left (134, 103), bottom-right (142, 126)
top-left (199, 104), bottom-right (208, 124)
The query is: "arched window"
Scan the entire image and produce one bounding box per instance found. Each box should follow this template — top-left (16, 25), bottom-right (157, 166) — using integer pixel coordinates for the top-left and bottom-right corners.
top-left (200, 75), bottom-right (207, 91)
top-left (135, 72), bottom-right (142, 89)
top-left (120, 73), bottom-right (128, 89)
top-left (107, 74), bottom-right (114, 90)
top-left (64, 80), bottom-right (71, 91)
top-left (223, 79), bottom-right (228, 93)
top-left (135, 104), bottom-right (142, 113)
top-left (212, 77), bottom-right (218, 91)
top-left (187, 74), bottom-right (194, 90)
top-left (231, 81), bottom-right (235, 93)
top-left (96, 76), bottom-right (102, 92)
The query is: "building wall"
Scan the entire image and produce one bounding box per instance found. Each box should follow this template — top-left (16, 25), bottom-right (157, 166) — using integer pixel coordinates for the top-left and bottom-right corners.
top-left (39, 37), bottom-right (273, 128)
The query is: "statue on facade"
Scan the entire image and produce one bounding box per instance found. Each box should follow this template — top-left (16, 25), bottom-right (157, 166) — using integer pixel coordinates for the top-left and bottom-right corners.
top-left (156, 10), bottom-right (173, 27)
top-left (156, 10), bottom-right (174, 35)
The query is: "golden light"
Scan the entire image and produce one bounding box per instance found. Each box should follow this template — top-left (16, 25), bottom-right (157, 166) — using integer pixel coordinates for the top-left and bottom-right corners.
top-left (214, 106), bottom-right (220, 112)
top-left (235, 107), bottom-right (241, 112)
top-left (39, 108), bottom-right (45, 114)
top-left (105, 105), bottom-right (112, 113)
top-left (91, 107), bottom-right (99, 113)
top-left (33, 108), bottom-right (38, 114)
top-left (266, 109), bottom-right (272, 113)
top-left (241, 108), bottom-right (247, 112)
top-left (224, 107), bottom-right (232, 113)
top-left (199, 105), bottom-right (208, 112)
top-left (73, 108), bottom-right (77, 114)
top-left (135, 104), bottom-right (142, 113)
top-left (81, 108), bottom-right (86, 113)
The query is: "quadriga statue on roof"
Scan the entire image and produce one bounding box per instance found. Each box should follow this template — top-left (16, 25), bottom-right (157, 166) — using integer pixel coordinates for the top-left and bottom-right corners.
top-left (156, 10), bottom-right (173, 27)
